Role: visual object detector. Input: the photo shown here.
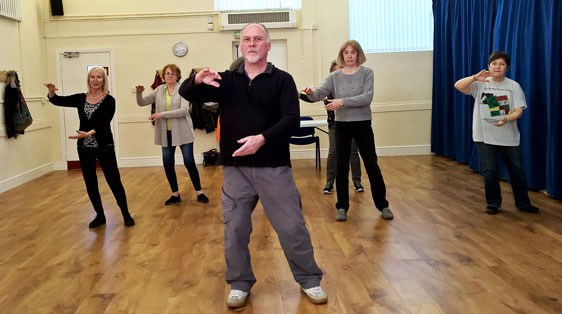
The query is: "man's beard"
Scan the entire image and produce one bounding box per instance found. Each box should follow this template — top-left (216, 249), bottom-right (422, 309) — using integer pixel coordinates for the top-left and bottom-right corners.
top-left (245, 55), bottom-right (259, 64)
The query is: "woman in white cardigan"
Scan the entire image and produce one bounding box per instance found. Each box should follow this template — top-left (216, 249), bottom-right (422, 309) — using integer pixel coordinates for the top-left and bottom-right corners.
top-left (136, 64), bottom-right (209, 205)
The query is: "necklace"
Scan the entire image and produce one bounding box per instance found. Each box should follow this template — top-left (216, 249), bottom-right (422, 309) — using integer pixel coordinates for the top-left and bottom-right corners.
top-left (89, 93), bottom-right (104, 99)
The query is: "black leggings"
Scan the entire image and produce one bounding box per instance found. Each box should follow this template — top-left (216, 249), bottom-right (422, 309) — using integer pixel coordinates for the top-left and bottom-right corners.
top-left (335, 120), bottom-right (389, 212)
top-left (78, 146), bottom-right (129, 216)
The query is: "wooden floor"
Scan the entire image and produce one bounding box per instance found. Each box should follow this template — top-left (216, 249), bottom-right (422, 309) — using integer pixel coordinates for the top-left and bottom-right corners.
top-left (0, 155), bottom-right (561, 314)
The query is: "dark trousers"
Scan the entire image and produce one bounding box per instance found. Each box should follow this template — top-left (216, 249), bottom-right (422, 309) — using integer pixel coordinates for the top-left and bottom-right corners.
top-left (335, 121), bottom-right (389, 212)
top-left (476, 142), bottom-right (531, 209)
top-left (326, 126), bottom-right (361, 186)
top-left (77, 146), bottom-right (129, 216)
top-left (161, 131), bottom-right (201, 192)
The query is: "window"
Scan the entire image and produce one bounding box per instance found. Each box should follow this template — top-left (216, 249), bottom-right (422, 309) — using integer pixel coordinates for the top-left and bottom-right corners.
top-left (215, 0), bottom-right (301, 11)
top-left (349, 0), bottom-right (433, 53)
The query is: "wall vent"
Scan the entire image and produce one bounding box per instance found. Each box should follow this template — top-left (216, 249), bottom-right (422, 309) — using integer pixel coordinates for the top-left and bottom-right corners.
top-left (220, 10), bottom-right (297, 30)
top-left (0, 0), bottom-right (23, 21)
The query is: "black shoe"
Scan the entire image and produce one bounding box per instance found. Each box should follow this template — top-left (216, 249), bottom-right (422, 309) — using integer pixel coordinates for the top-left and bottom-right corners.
top-left (123, 215), bottom-right (135, 227)
top-left (88, 215), bottom-right (106, 228)
top-left (353, 183), bottom-right (364, 192)
top-left (486, 206), bottom-right (500, 215)
top-left (519, 205), bottom-right (539, 213)
top-left (165, 195), bottom-right (181, 205)
top-left (197, 193), bottom-right (209, 203)
top-left (322, 184), bottom-right (334, 194)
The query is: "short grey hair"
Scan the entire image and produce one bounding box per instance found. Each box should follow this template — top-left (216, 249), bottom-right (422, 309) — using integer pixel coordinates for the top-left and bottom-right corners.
top-left (240, 23), bottom-right (271, 42)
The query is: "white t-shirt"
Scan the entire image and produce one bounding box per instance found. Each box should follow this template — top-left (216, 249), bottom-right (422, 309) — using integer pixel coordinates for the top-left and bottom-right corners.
top-left (469, 77), bottom-right (527, 146)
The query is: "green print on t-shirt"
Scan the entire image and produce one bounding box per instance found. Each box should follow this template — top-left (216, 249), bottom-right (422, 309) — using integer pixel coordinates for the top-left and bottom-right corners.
top-left (482, 93), bottom-right (510, 117)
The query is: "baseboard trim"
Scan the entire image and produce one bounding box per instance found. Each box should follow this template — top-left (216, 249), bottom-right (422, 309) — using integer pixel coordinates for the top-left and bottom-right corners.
top-left (376, 145), bottom-right (432, 156)
top-left (53, 162), bottom-right (67, 170)
top-left (118, 145), bottom-right (432, 166)
top-left (0, 163), bottom-right (55, 194)
top-left (118, 155), bottom-right (204, 168)
top-left (0, 146), bottom-right (431, 193)
top-left (290, 144), bottom-right (431, 159)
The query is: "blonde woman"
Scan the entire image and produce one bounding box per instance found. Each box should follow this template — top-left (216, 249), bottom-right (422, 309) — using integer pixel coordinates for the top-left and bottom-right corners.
top-left (136, 64), bottom-right (209, 205)
top-left (45, 67), bottom-right (135, 228)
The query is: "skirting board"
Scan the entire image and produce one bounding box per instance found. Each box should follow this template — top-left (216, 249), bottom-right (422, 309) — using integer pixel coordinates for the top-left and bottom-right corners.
top-left (119, 145), bottom-right (431, 167)
top-left (0, 145), bottom-right (431, 193)
top-left (290, 145), bottom-right (431, 159)
top-left (118, 155), bottom-right (204, 168)
top-left (0, 162), bottom-right (64, 194)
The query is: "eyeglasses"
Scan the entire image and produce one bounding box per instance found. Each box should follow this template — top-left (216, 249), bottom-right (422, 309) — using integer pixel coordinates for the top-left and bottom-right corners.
top-left (165, 73), bottom-right (178, 77)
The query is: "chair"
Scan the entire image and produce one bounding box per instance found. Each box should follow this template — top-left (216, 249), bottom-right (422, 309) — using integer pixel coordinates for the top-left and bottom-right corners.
top-left (289, 116), bottom-right (321, 170)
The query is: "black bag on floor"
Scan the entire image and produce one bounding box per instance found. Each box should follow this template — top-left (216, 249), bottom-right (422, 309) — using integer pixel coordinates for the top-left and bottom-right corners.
top-left (202, 149), bottom-right (219, 166)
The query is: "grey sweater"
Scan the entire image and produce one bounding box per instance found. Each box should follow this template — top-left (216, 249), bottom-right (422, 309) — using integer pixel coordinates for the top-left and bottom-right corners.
top-left (308, 66), bottom-right (374, 122)
top-left (136, 84), bottom-right (194, 147)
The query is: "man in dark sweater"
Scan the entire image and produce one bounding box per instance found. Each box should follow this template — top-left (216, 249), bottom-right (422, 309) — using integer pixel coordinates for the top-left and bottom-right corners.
top-left (179, 23), bottom-right (326, 308)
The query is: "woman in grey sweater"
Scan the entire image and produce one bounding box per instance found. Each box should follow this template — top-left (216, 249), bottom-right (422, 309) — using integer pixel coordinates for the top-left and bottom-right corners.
top-left (302, 40), bottom-right (392, 221)
top-left (136, 64), bottom-right (209, 205)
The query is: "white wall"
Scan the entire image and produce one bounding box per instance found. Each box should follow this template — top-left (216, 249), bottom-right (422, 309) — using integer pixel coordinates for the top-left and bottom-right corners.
top-left (0, 0), bottom-right (433, 192)
top-left (0, 0), bottom-right (61, 193)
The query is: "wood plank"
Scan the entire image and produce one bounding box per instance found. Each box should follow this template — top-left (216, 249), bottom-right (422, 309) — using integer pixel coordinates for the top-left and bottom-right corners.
top-left (0, 156), bottom-right (560, 313)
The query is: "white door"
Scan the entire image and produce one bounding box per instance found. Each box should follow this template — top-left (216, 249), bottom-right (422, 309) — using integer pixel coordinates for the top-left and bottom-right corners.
top-left (58, 51), bottom-right (115, 162)
top-left (233, 40), bottom-right (287, 71)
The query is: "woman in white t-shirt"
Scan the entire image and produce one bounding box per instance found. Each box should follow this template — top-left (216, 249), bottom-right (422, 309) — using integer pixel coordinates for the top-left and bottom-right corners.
top-left (454, 51), bottom-right (538, 215)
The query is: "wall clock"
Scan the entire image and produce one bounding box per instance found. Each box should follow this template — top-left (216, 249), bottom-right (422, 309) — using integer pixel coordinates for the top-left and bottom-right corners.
top-left (173, 42), bottom-right (188, 57)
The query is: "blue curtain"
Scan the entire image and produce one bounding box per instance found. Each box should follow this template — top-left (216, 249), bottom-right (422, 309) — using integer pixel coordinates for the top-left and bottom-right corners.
top-left (432, 0), bottom-right (562, 199)
top-left (431, 0), bottom-right (495, 163)
top-left (547, 1), bottom-right (562, 199)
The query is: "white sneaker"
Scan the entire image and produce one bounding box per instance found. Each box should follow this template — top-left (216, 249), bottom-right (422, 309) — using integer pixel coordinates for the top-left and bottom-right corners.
top-left (301, 286), bottom-right (328, 304)
top-left (226, 289), bottom-right (249, 308)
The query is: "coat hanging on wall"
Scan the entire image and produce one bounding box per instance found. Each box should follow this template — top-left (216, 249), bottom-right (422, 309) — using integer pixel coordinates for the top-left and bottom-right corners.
top-left (3, 71), bottom-right (33, 138)
top-left (149, 70), bottom-right (164, 125)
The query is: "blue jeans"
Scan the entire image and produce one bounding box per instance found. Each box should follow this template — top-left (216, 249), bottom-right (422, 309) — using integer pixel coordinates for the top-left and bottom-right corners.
top-left (476, 142), bottom-right (531, 209)
top-left (162, 132), bottom-right (201, 193)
